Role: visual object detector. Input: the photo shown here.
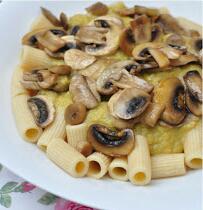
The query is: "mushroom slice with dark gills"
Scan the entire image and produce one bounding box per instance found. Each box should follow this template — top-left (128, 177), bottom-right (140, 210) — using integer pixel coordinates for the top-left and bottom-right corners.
top-left (130, 15), bottom-right (152, 44)
top-left (108, 88), bottom-right (151, 120)
top-left (64, 49), bottom-right (96, 70)
top-left (153, 77), bottom-right (186, 125)
top-left (87, 124), bottom-right (135, 157)
top-left (27, 95), bottom-right (55, 128)
top-left (183, 71), bottom-right (202, 116)
top-left (84, 16), bottom-right (123, 56)
top-left (96, 61), bottom-right (153, 95)
top-left (21, 69), bottom-right (58, 90)
top-left (151, 24), bottom-right (163, 42)
top-left (119, 27), bottom-right (135, 56)
top-left (69, 74), bottom-right (100, 109)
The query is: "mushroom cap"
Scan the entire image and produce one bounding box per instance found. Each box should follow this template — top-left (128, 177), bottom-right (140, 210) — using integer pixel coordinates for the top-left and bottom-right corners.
top-left (108, 88), bottom-right (151, 120)
top-left (27, 95), bottom-right (55, 128)
top-left (84, 16), bottom-right (123, 56)
top-left (64, 49), bottom-right (96, 70)
top-left (153, 77), bottom-right (186, 125)
top-left (87, 124), bottom-right (135, 157)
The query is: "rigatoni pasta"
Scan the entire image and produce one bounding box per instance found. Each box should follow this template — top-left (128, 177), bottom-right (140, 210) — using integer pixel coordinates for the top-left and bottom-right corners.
top-left (128, 135), bottom-right (151, 185)
top-left (183, 122), bottom-right (202, 169)
top-left (12, 94), bottom-right (42, 143)
top-left (11, 2), bottom-right (202, 186)
top-left (151, 153), bottom-right (186, 179)
top-left (47, 138), bottom-right (88, 177)
top-left (87, 152), bottom-right (111, 179)
top-left (108, 157), bottom-right (128, 181)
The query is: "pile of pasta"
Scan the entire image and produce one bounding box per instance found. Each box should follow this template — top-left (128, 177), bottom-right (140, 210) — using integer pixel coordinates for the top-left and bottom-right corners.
top-left (11, 2), bottom-right (202, 186)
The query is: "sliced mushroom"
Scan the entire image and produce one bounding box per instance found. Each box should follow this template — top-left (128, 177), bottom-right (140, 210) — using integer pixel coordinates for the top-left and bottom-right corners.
top-left (183, 70), bottom-right (202, 102)
top-left (151, 24), bottom-right (163, 42)
top-left (85, 16), bottom-right (123, 56)
top-left (153, 77), bottom-right (186, 125)
top-left (59, 12), bottom-right (68, 30)
top-left (117, 7), bottom-right (135, 17)
top-left (87, 124), bottom-right (135, 157)
top-left (163, 33), bottom-right (185, 47)
top-left (41, 7), bottom-right (61, 27)
top-left (130, 15), bottom-right (152, 44)
top-left (96, 61), bottom-right (153, 94)
top-left (170, 53), bottom-right (199, 66)
top-left (111, 116), bottom-right (139, 129)
top-left (69, 74), bottom-right (100, 109)
top-left (27, 95), bottom-right (55, 128)
top-left (79, 58), bottom-right (114, 80)
top-left (21, 69), bottom-right (58, 90)
top-left (22, 28), bottom-right (66, 48)
top-left (159, 45), bottom-right (184, 59)
top-left (156, 14), bottom-right (187, 35)
top-left (185, 90), bottom-right (202, 116)
top-left (69, 25), bottom-right (80, 35)
top-left (86, 2), bottom-right (108, 16)
top-left (141, 102), bottom-right (165, 127)
top-left (49, 65), bottom-right (71, 75)
top-left (64, 49), bottom-right (96, 70)
top-left (108, 88), bottom-right (151, 120)
top-left (119, 28), bottom-right (135, 56)
top-left (75, 26), bottom-right (107, 44)
top-left (36, 31), bottom-right (66, 52)
top-left (134, 5), bottom-right (160, 17)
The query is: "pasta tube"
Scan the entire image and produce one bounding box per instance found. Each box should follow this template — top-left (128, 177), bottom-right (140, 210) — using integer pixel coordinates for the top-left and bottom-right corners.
top-left (108, 157), bottom-right (128, 181)
top-left (183, 123), bottom-right (202, 169)
top-left (37, 107), bottom-right (66, 151)
top-left (128, 135), bottom-right (151, 185)
top-left (31, 14), bottom-right (56, 31)
top-left (11, 67), bottom-right (27, 97)
top-left (21, 45), bottom-right (52, 71)
top-left (47, 138), bottom-right (88, 177)
top-left (12, 94), bottom-right (42, 143)
top-left (87, 152), bottom-right (111, 179)
top-left (66, 123), bottom-right (93, 156)
top-left (151, 153), bottom-right (186, 179)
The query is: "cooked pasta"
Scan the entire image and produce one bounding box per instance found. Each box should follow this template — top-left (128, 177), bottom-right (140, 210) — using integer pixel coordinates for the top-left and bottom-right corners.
top-left (87, 152), bottom-right (111, 179)
top-left (108, 157), bottom-right (128, 181)
top-left (37, 107), bottom-right (66, 151)
top-left (47, 138), bottom-right (88, 177)
top-left (128, 135), bottom-right (151, 185)
top-left (31, 14), bottom-right (56, 31)
top-left (11, 66), bottom-right (26, 97)
top-left (12, 94), bottom-right (42, 143)
top-left (21, 45), bottom-right (52, 71)
top-left (151, 153), bottom-right (186, 179)
top-left (183, 123), bottom-right (202, 169)
top-left (66, 123), bottom-right (88, 148)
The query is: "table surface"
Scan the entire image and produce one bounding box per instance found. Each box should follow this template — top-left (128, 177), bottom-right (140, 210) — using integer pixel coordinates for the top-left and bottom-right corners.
top-left (0, 163), bottom-right (94, 210)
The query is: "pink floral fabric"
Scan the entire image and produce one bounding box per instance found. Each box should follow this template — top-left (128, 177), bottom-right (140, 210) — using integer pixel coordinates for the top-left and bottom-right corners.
top-left (0, 163), bottom-right (96, 210)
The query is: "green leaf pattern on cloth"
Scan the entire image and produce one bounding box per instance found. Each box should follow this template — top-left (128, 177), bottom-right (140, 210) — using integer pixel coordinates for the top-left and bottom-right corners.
top-left (0, 164), bottom-right (2, 172)
top-left (0, 194), bottom-right (12, 208)
top-left (38, 193), bottom-right (58, 205)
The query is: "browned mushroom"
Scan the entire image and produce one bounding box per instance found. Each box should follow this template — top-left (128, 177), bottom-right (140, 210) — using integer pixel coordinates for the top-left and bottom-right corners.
top-left (151, 24), bottom-right (163, 42)
top-left (130, 15), bottom-right (152, 44)
top-left (119, 28), bottom-right (135, 56)
top-left (153, 77), bottom-right (186, 125)
top-left (170, 53), bottom-right (199, 66)
top-left (49, 65), bottom-right (71, 75)
top-left (108, 88), bottom-right (151, 120)
top-left (69, 74), bottom-right (100, 109)
top-left (86, 2), bottom-right (108, 16)
top-left (60, 12), bottom-right (68, 30)
top-left (87, 124), bottom-right (135, 157)
top-left (134, 5), bottom-right (159, 17)
top-left (41, 7), bottom-right (61, 27)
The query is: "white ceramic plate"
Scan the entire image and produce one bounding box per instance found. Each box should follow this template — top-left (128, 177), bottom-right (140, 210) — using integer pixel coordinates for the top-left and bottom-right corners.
top-left (0, 1), bottom-right (202, 210)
